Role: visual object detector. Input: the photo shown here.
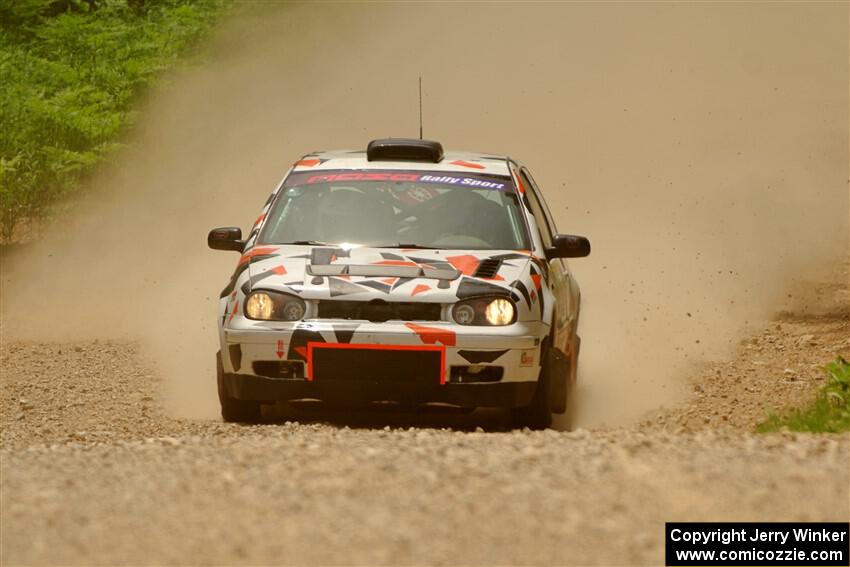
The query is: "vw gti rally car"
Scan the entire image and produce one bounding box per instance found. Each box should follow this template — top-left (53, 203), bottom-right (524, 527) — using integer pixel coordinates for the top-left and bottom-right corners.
top-left (208, 139), bottom-right (590, 429)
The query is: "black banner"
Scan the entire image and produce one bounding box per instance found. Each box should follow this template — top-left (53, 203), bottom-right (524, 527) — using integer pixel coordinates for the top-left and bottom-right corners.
top-left (666, 523), bottom-right (849, 566)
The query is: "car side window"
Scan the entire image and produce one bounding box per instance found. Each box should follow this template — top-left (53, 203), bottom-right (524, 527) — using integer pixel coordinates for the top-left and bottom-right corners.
top-left (521, 168), bottom-right (558, 235)
top-left (519, 169), bottom-right (554, 249)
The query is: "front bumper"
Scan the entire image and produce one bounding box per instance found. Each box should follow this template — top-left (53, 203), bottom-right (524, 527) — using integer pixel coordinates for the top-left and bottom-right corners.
top-left (222, 320), bottom-right (549, 383)
top-left (221, 372), bottom-right (537, 408)
top-left (220, 320), bottom-right (548, 406)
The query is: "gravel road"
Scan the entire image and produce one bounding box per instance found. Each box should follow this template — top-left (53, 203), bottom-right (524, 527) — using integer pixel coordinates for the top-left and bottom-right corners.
top-left (3, 423), bottom-right (847, 566)
top-left (2, 303), bottom-right (848, 566)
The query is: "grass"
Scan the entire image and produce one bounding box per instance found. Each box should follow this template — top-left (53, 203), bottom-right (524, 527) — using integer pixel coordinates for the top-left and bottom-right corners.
top-left (0, 0), bottom-right (229, 242)
top-left (757, 356), bottom-right (850, 433)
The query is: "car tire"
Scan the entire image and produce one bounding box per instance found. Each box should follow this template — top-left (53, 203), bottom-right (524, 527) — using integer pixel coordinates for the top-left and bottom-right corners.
top-left (561, 335), bottom-right (580, 431)
top-left (217, 351), bottom-right (262, 423)
top-left (511, 341), bottom-right (553, 430)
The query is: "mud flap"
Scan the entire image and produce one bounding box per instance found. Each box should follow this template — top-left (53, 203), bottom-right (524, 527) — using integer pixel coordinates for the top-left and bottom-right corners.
top-left (548, 346), bottom-right (569, 413)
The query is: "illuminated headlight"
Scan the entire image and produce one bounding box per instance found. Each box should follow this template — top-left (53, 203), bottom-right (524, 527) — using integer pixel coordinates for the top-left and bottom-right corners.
top-left (244, 291), bottom-right (306, 321)
top-left (452, 297), bottom-right (516, 326)
top-left (484, 298), bottom-right (514, 326)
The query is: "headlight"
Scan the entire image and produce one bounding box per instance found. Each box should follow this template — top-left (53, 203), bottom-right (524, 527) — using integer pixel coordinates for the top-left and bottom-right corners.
top-left (454, 304), bottom-right (476, 325)
top-left (452, 297), bottom-right (516, 326)
top-left (245, 292), bottom-right (273, 319)
top-left (244, 291), bottom-right (306, 321)
top-left (484, 298), bottom-right (514, 326)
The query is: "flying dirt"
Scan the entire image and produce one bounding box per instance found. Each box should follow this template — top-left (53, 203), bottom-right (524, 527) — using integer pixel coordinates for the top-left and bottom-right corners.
top-left (1, 2), bottom-right (848, 565)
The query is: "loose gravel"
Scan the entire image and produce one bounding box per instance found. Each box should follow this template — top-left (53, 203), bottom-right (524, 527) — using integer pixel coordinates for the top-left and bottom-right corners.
top-left (2, 424), bottom-right (848, 566)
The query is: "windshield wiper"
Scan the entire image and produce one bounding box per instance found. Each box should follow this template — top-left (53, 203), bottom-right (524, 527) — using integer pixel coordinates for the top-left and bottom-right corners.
top-left (378, 243), bottom-right (439, 249)
top-left (282, 241), bottom-right (439, 249)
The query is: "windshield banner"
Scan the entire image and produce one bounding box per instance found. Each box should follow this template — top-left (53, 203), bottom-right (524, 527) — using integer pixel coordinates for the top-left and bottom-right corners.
top-left (284, 170), bottom-right (513, 191)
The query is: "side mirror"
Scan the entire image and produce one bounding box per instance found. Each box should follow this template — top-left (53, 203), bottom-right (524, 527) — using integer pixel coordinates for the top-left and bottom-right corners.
top-left (546, 234), bottom-right (590, 259)
top-left (208, 227), bottom-right (244, 252)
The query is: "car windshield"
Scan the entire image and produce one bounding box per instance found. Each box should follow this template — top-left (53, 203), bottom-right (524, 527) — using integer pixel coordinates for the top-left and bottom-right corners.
top-left (258, 170), bottom-right (530, 250)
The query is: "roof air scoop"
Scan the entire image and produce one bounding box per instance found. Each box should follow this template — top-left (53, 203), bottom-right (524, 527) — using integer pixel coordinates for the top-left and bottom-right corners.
top-left (366, 138), bottom-right (444, 163)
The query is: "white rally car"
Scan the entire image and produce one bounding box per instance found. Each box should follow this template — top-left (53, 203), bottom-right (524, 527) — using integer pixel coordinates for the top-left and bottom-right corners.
top-left (208, 139), bottom-right (589, 428)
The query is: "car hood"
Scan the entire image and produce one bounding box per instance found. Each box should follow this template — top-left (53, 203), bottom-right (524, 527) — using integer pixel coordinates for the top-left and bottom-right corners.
top-left (240, 245), bottom-right (533, 303)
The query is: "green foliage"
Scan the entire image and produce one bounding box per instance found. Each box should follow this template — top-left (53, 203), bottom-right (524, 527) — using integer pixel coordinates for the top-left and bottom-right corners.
top-left (757, 356), bottom-right (850, 433)
top-left (0, 0), bottom-right (227, 240)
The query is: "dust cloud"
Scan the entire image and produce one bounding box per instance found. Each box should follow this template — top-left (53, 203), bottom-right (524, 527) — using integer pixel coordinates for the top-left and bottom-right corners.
top-left (1, 3), bottom-right (847, 426)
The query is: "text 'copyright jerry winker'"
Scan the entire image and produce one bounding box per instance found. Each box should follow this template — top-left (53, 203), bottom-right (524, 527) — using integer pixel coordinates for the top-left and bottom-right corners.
top-left (665, 522), bottom-right (849, 566)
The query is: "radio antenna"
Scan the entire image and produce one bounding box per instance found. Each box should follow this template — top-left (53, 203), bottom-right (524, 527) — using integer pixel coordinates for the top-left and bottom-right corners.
top-left (418, 76), bottom-right (423, 140)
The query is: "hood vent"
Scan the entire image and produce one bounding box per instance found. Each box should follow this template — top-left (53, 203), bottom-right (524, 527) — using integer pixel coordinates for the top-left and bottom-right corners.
top-left (474, 258), bottom-right (503, 279)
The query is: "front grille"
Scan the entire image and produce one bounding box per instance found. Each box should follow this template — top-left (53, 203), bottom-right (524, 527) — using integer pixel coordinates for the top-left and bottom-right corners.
top-left (317, 300), bottom-right (441, 322)
top-left (310, 345), bottom-right (443, 384)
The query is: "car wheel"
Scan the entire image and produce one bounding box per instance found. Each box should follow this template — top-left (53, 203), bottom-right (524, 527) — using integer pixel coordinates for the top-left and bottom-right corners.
top-left (217, 351), bottom-right (262, 423)
top-left (511, 341), bottom-right (553, 430)
top-left (560, 335), bottom-right (580, 431)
